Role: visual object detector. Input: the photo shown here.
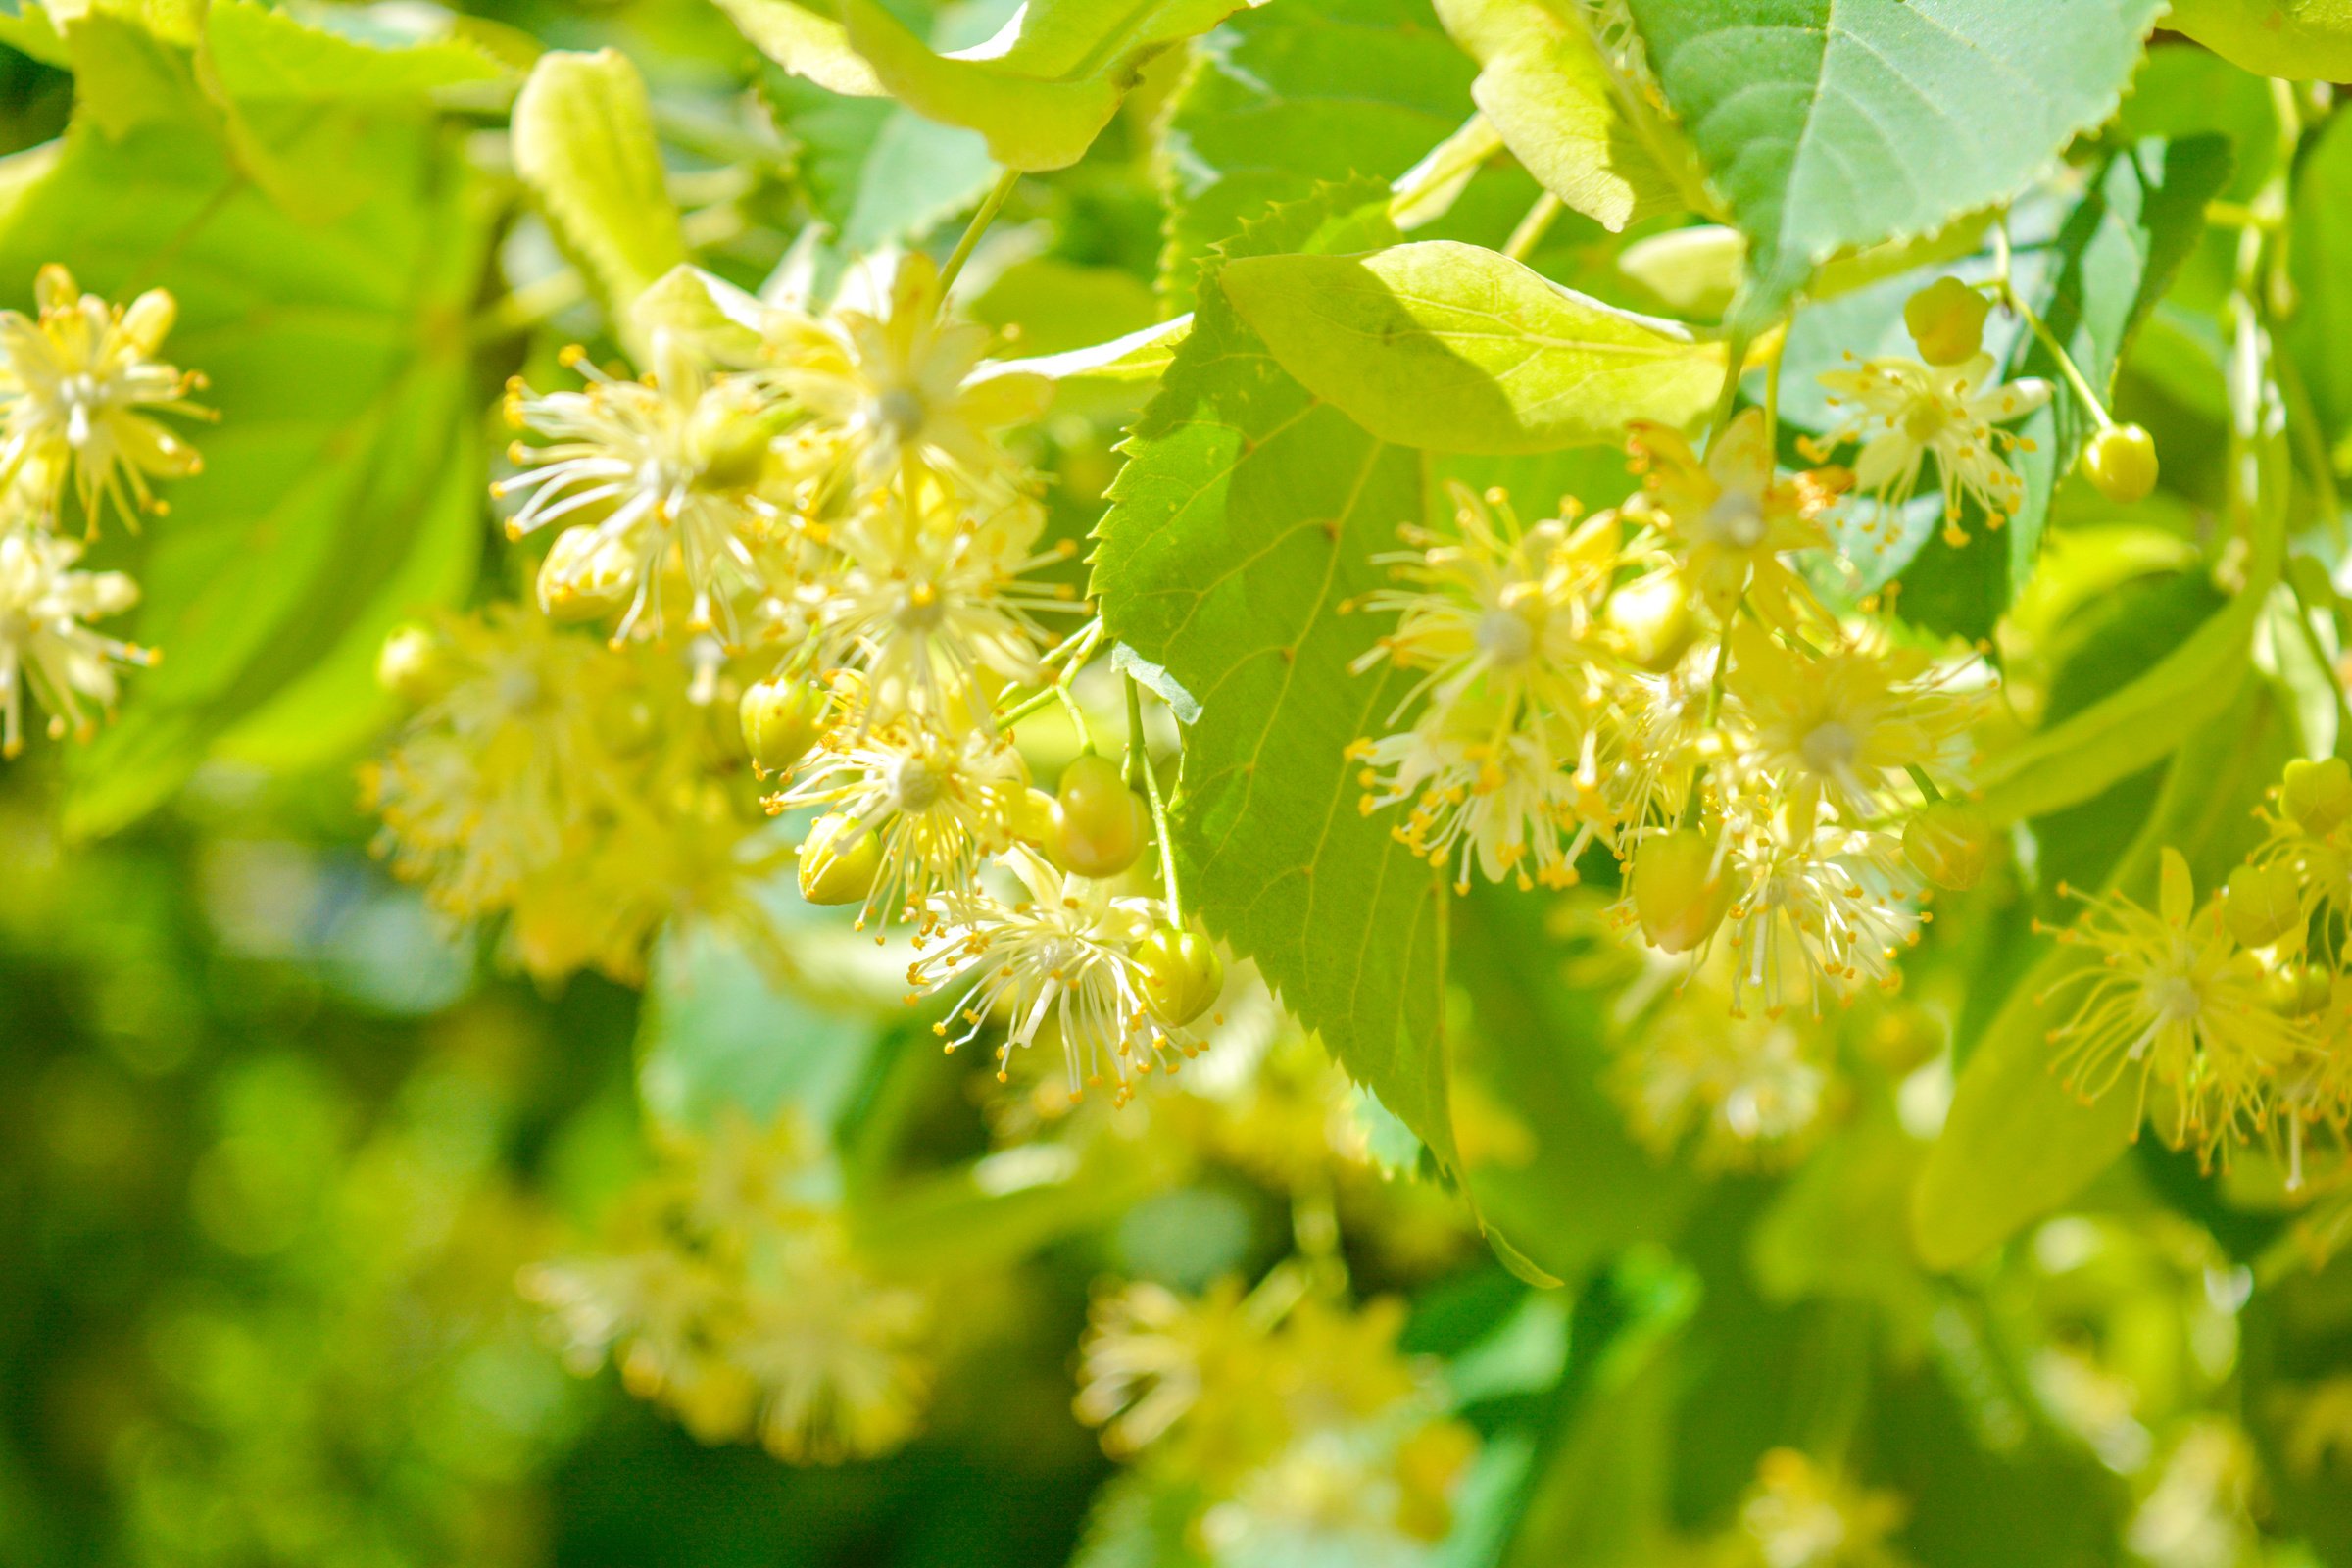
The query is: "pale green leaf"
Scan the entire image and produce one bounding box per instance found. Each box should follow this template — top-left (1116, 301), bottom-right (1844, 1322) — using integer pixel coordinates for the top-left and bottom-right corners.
top-left (0, 1), bottom-right (70, 68)
top-left (761, 61), bottom-right (997, 254)
top-left (1092, 181), bottom-right (1459, 1172)
top-left (2166, 0), bottom-right (2352, 82)
top-left (1432, 0), bottom-right (1677, 230)
top-left (1625, 0), bottom-right (2165, 322)
top-left (511, 49), bottom-right (685, 340)
top-left (1219, 240), bottom-right (1731, 454)
top-left (839, 0), bottom-right (1256, 171)
top-left (201, 0), bottom-right (503, 100)
top-left (710, 0), bottom-right (885, 95)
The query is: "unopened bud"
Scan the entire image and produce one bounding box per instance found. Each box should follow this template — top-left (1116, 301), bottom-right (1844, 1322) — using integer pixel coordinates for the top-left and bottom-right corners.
top-left (537, 525), bottom-right (638, 623)
top-left (1902, 801), bottom-right (1993, 892)
top-left (739, 676), bottom-right (825, 776)
top-left (1136, 925), bottom-right (1222, 1026)
top-left (1055, 753), bottom-right (1150, 879)
top-left (687, 394), bottom-right (776, 491)
top-left (2081, 422), bottom-right (2158, 505)
top-left (2281, 757), bottom-right (2352, 837)
top-left (799, 813), bottom-right (880, 906)
top-left (376, 621), bottom-right (454, 707)
top-left (1903, 276), bottom-right (1990, 367)
top-left (2268, 960), bottom-right (2332, 1018)
top-left (1631, 831), bottom-right (1730, 955)
top-left (1602, 570), bottom-right (1693, 672)
top-left (2225, 860), bottom-right (2304, 948)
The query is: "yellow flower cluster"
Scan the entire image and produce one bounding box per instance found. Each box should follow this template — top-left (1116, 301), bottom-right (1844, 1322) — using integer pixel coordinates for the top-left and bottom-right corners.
top-left (1711, 1448), bottom-right (1911, 1568)
top-left (1075, 1266), bottom-right (1477, 1562)
top-left (2040, 758), bottom-right (2352, 1178)
top-left (1351, 403), bottom-right (1998, 1019)
top-left (363, 606), bottom-right (785, 984)
top-left (520, 1111), bottom-right (932, 1466)
top-left (0, 266), bottom-right (209, 757)
top-left (476, 252), bottom-right (1216, 1097)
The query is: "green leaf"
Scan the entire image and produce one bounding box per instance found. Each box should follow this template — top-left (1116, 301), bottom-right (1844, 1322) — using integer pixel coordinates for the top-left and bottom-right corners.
top-left (2165, 0), bottom-right (2352, 82)
top-left (837, 0), bottom-right (1255, 172)
top-left (202, 0), bottom-right (506, 222)
top-left (510, 49), bottom-right (685, 340)
top-left (1158, 0), bottom-right (1479, 307)
top-left (1913, 682), bottom-right (2292, 1270)
top-left (760, 61), bottom-right (997, 255)
top-left (1625, 0), bottom-right (2165, 323)
top-left (1093, 181), bottom-right (1460, 1172)
top-left (0, 48), bottom-right (492, 836)
top-left (711, 0), bottom-right (885, 96)
top-left (1431, 0), bottom-right (1680, 231)
top-left (2288, 112), bottom-right (2352, 453)
top-left (1220, 241), bottom-right (1732, 455)
top-left (0, 1), bottom-right (71, 68)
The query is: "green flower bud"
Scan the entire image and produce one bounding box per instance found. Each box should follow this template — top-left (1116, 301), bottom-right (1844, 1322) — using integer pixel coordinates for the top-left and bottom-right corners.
top-left (1631, 831), bottom-right (1731, 955)
top-left (2081, 423), bottom-right (2159, 505)
top-left (1902, 801), bottom-right (1994, 892)
top-left (1602, 571), bottom-right (1694, 673)
top-left (1055, 753), bottom-right (1150, 879)
top-left (1903, 276), bottom-right (1990, 367)
top-left (376, 621), bottom-right (454, 707)
top-left (2282, 757), bottom-right (2352, 837)
top-left (2225, 860), bottom-right (2304, 949)
top-left (537, 524), bottom-right (637, 623)
top-left (799, 813), bottom-right (880, 906)
top-left (2267, 960), bottom-right (2332, 1018)
top-left (739, 677), bottom-right (825, 776)
top-left (1137, 925), bottom-right (1222, 1026)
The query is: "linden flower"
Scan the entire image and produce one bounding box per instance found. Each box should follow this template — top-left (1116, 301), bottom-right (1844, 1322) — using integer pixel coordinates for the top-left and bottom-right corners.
top-left (732, 1225), bottom-right (934, 1465)
top-left (1611, 1000), bottom-right (1834, 1171)
top-left (909, 847), bottom-right (1202, 1101)
top-left (0, 265), bottom-right (206, 529)
top-left (772, 717), bottom-right (1026, 929)
top-left (2040, 848), bottom-right (2311, 1161)
top-left (810, 490), bottom-right (1077, 719)
top-left (1348, 711), bottom-right (1595, 892)
top-left (1626, 408), bottom-right (1845, 629)
top-left (1724, 622), bottom-right (1982, 819)
top-left (1814, 349), bottom-right (2051, 545)
top-left (496, 333), bottom-right (783, 644)
top-left (767, 251), bottom-right (1050, 498)
top-left (1730, 1447), bottom-right (1909, 1568)
top-left (1076, 1276), bottom-right (1265, 1460)
top-left (1350, 483), bottom-right (1617, 741)
top-left (363, 608), bottom-right (632, 916)
top-left (0, 526), bottom-right (153, 757)
top-left (1717, 823), bottom-right (1920, 1017)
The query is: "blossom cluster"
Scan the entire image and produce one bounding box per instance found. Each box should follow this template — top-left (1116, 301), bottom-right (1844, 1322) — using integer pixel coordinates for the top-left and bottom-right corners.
top-left (1348, 286), bottom-right (2040, 1022)
top-left (0, 266), bottom-right (208, 759)
top-left (2039, 756), bottom-right (2352, 1178)
top-left (521, 1110), bottom-right (932, 1465)
top-left (1075, 1265), bottom-right (1478, 1565)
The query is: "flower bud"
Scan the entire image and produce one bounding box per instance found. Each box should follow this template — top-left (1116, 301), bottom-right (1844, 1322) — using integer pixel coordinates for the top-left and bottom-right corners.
top-left (1631, 831), bottom-right (1730, 955)
top-left (537, 524), bottom-right (638, 623)
top-left (687, 394), bottom-right (776, 491)
top-left (1903, 276), bottom-right (1990, 367)
top-left (1602, 570), bottom-right (1694, 672)
top-left (2267, 960), bottom-right (2332, 1018)
top-left (1010, 786), bottom-right (1059, 846)
top-left (1055, 753), bottom-right (1150, 879)
top-left (739, 676), bottom-right (825, 776)
top-left (1902, 801), bottom-right (1994, 892)
top-left (2225, 860), bottom-right (2304, 948)
top-left (375, 621), bottom-right (454, 706)
top-left (1137, 925), bottom-right (1222, 1026)
top-left (798, 813), bottom-right (880, 906)
top-left (2081, 422), bottom-right (2158, 505)
top-left (2281, 757), bottom-right (2352, 837)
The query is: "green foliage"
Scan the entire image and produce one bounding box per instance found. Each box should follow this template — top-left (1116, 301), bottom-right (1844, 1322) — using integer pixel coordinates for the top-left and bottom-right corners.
top-left (1094, 180), bottom-right (1458, 1170)
top-left (1219, 239), bottom-right (1731, 453)
top-left (1627, 0), bottom-right (2165, 323)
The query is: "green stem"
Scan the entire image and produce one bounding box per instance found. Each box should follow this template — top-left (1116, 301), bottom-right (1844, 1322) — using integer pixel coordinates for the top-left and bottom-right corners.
top-left (1127, 675), bottom-right (1186, 926)
top-left (1905, 763), bottom-right (1945, 805)
top-left (993, 683), bottom-right (1063, 731)
top-left (2003, 277), bottom-right (2112, 429)
top-left (1503, 191), bottom-right (1563, 263)
top-left (1706, 326), bottom-right (1753, 444)
top-left (936, 169), bottom-right (1021, 301)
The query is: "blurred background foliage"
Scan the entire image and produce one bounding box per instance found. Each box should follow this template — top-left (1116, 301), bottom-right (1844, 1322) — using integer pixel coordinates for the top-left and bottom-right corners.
top-left (1, 1), bottom-right (2351, 1566)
